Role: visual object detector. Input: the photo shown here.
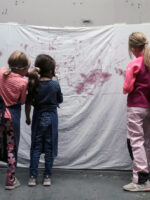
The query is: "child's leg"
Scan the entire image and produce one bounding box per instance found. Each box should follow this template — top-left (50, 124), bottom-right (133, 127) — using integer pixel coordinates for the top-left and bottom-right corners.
top-left (5, 119), bottom-right (16, 180)
top-left (44, 126), bottom-right (54, 178)
top-left (30, 131), bottom-right (43, 178)
top-left (143, 110), bottom-right (150, 172)
top-left (0, 123), bottom-right (4, 153)
top-left (44, 131), bottom-right (54, 177)
top-left (127, 107), bottom-right (149, 184)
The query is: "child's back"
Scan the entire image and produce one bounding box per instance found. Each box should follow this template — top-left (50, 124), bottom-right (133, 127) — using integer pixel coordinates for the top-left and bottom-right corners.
top-left (123, 32), bottom-right (150, 192)
top-left (0, 51), bottom-right (30, 190)
top-left (30, 80), bottom-right (62, 109)
top-left (0, 67), bottom-right (27, 118)
top-left (26, 54), bottom-right (63, 187)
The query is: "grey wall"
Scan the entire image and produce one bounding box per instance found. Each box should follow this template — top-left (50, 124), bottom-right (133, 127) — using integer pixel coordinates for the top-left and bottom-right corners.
top-left (0, 0), bottom-right (150, 27)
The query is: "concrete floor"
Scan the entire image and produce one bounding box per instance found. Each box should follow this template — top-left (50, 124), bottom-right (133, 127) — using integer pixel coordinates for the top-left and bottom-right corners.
top-left (0, 168), bottom-right (150, 200)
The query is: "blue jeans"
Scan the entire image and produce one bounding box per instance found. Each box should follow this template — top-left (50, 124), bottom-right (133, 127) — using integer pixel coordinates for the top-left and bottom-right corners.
top-left (30, 112), bottom-right (54, 178)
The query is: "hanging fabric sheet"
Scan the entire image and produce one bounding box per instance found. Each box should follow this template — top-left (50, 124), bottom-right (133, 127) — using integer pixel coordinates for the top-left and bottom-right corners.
top-left (0, 23), bottom-right (150, 169)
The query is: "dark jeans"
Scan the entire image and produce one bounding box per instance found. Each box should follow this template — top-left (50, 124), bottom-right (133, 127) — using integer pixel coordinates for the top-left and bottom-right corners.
top-left (30, 112), bottom-right (54, 178)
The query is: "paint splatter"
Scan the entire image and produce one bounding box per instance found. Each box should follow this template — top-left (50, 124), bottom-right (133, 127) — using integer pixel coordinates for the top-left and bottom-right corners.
top-left (49, 44), bottom-right (56, 51)
top-left (24, 44), bottom-right (28, 50)
top-left (75, 69), bottom-right (112, 94)
top-left (20, 43), bottom-right (29, 50)
top-left (115, 68), bottom-right (125, 77)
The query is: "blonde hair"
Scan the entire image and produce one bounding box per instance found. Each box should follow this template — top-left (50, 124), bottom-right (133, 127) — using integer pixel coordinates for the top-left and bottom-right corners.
top-left (128, 32), bottom-right (150, 69)
top-left (4, 50), bottom-right (30, 75)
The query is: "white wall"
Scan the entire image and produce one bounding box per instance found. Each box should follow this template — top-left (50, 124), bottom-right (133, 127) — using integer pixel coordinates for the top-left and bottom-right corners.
top-left (0, 0), bottom-right (150, 27)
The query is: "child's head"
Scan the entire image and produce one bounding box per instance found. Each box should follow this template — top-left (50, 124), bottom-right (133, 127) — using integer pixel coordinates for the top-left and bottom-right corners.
top-left (128, 32), bottom-right (150, 69)
top-left (128, 32), bottom-right (148, 56)
top-left (5, 51), bottom-right (30, 76)
top-left (35, 54), bottom-right (56, 78)
top-left (27, 54), bottom-right (56, 97)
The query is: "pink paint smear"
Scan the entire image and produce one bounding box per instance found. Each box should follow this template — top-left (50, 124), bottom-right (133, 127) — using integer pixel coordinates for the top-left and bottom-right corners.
top-left (115, 68), bottom-right (125, 77)
top-left (75, 69), bottom-right (112, 94)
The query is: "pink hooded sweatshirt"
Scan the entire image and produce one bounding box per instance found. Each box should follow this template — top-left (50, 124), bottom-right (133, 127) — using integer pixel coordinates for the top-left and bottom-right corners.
top-left (123, 53), bottom-right (150, 107)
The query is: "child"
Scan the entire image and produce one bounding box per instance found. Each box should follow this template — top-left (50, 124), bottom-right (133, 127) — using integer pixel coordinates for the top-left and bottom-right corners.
top-left (0, 51), bottom-right (30, 190)
top-left (123, 32), bottom-right (150, 192)
top-left (25, 54), bottom-right (63, 186)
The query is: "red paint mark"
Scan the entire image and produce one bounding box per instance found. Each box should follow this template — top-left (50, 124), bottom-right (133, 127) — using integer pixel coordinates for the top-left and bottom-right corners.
top-left (67, 77), bottom-right (74, 87)
top-left (49, 44), bottom-right (56, 51)
top-left (75, 69), bottom-right (112, 94)
top-left (68, 68), bottom-right (73, 72)
top-left (55, 64), bottom-right (60, 74)
top-left (48, 37), bottom-right (58, 51)
top-left (24, 44), bottom-right (28, 50)
top-left (115, 68), bottom-right (125, 77)
top-left (0, 52), bottom-right (2, 57)
top-left (69, 56), bottom-right (75, 63)
top-left (97, 59), bottom-right (101, 64)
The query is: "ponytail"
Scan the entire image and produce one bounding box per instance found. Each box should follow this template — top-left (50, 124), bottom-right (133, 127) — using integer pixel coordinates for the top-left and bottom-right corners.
top-left (143, 44), bottom-right (150, 70)
top-left (3, 69), bottom-right (11, 76)
top-left (129, 32), bottom-right (150, 70)
top-left (28, 71), bottom-right (40, 97)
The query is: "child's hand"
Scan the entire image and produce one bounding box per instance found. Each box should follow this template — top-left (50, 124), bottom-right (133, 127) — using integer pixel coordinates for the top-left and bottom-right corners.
top-left (31, 67), bottom-right (40, 74)
top-left (26, 118), bottom-right (31, 125)
top-left (25, 67), bottom-right (40, 77)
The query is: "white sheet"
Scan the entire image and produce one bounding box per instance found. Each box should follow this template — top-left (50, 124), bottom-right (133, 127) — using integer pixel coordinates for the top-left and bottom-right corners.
top-left (0, 23), bottom-right (149, 169)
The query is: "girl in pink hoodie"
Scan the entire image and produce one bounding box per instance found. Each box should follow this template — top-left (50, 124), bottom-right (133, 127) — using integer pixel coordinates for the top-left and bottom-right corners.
top-left (123, 32), bottom-right (150, 192)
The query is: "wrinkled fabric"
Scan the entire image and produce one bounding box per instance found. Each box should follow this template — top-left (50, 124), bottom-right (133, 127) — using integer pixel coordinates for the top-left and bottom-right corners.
top-left (2, 23), bottom-right (150, 169)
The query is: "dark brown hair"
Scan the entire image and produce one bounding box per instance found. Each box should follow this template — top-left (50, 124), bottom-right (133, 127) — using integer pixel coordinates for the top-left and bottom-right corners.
top-left (35, 54), bottom-right (56, 78)
top-left (27, 54), bottom-right (56, 97)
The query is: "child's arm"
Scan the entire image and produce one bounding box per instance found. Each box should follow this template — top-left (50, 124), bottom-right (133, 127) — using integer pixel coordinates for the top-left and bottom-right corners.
top-left (123, 63), bottom-right (140, 94)
top-left (20, 80), bottom-right (28, 105)
top-left (25, 93), bottom-right (32, 125)
top-left (57, 84), bottom-right (63, 104)
top-left (25, 104), bottom-right (31, 125)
